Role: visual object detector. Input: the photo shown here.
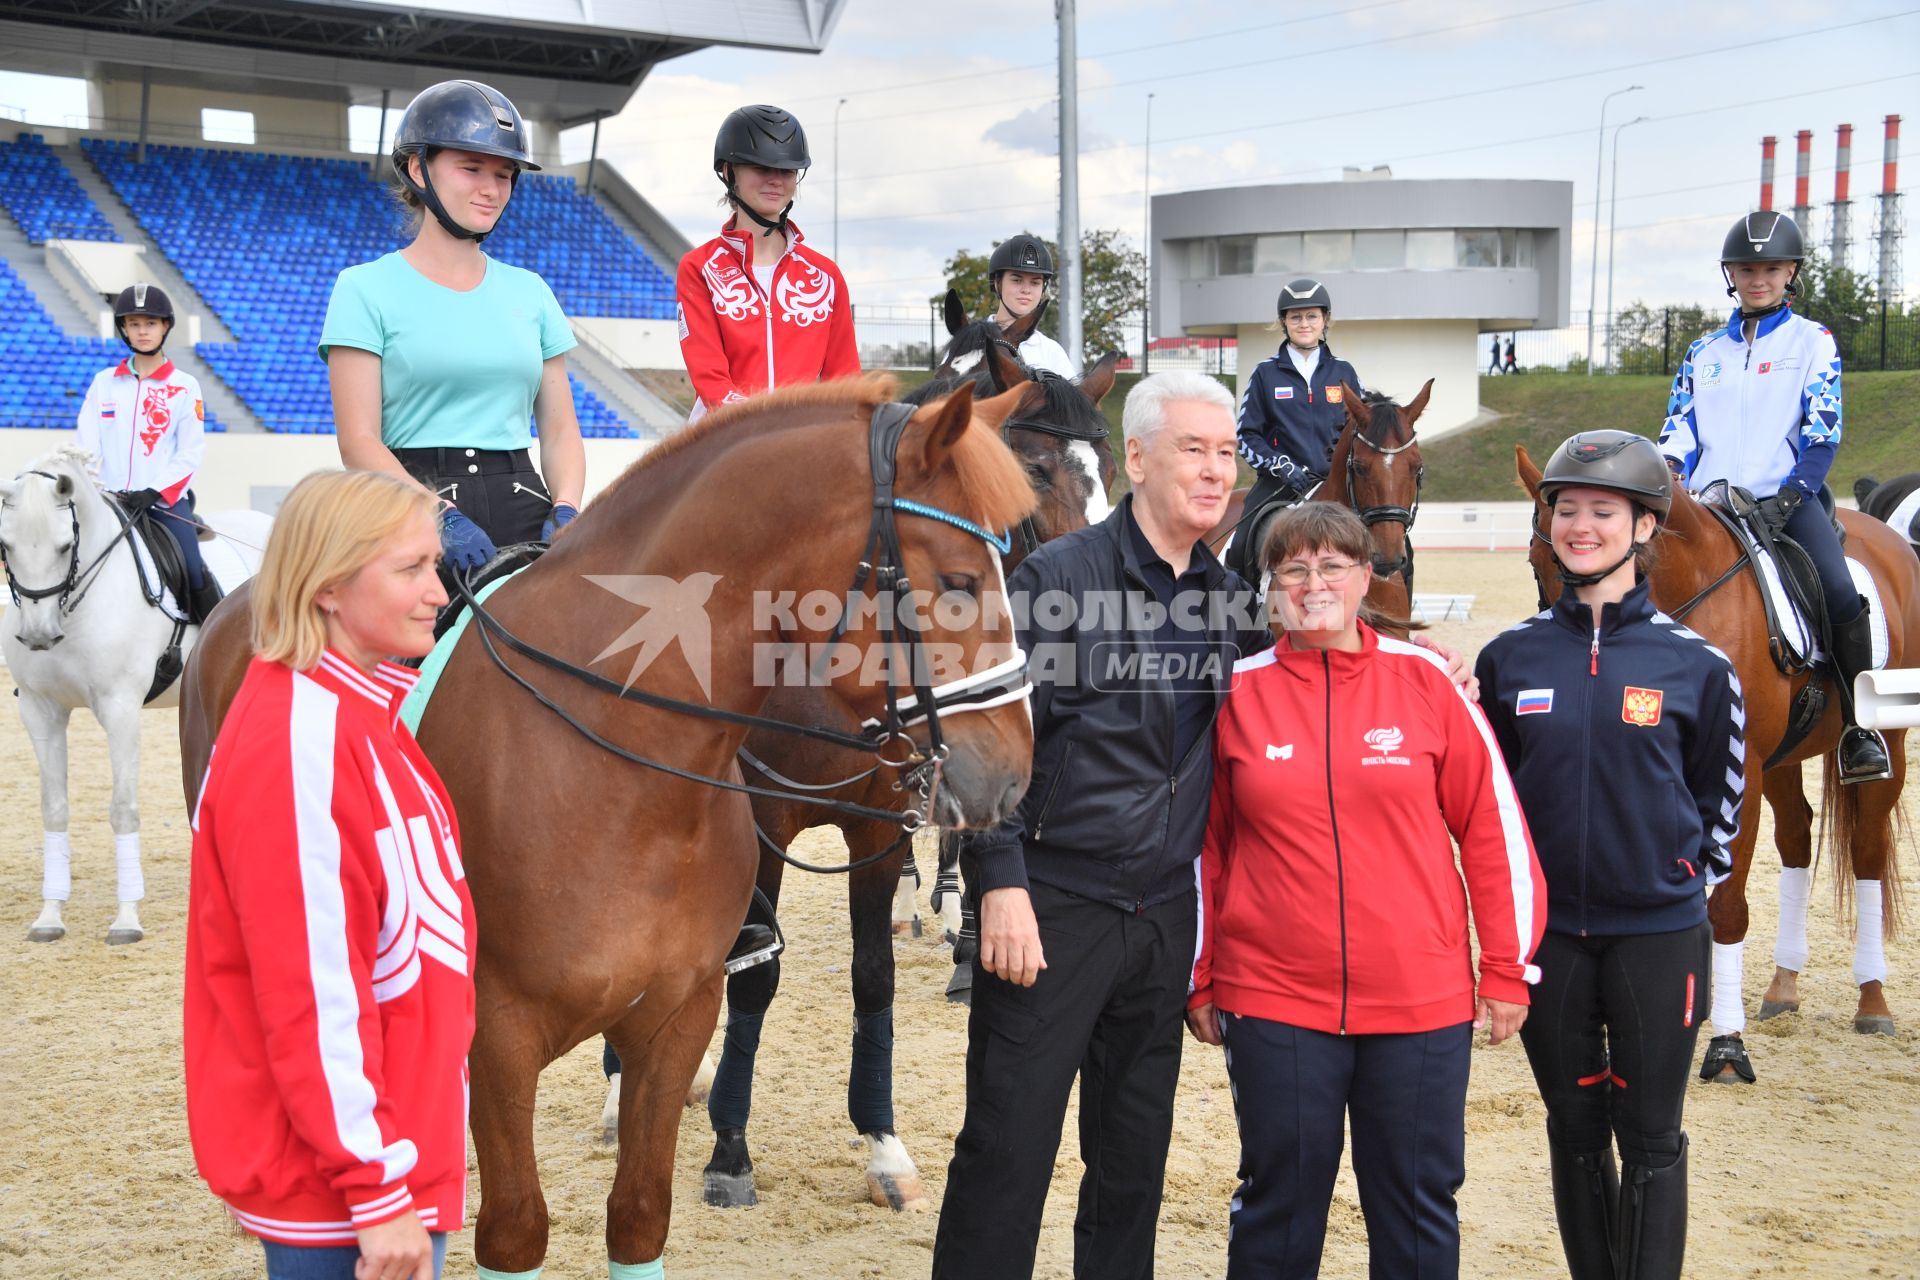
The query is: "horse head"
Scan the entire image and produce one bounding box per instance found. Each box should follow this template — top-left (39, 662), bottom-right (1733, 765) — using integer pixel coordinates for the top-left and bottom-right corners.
top-left (1328, 379), bottom-right (1429, 585)
top-left (991, 354), bottom-right (1120, 567)
top-left (0, 451), bottom-right (105, 651)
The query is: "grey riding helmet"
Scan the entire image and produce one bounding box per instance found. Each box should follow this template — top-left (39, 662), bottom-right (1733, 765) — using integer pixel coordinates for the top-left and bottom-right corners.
top-left (1276, 277), bottom-right (1332, 317)
top-left (1539, 430), bottom-right (1674, 526)
top-left (391, 80), bottom-right (539, 242)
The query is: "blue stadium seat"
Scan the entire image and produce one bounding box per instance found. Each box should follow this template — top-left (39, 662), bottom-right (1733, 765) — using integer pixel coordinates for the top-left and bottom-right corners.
top-left (0, 132), bottom-right (121, 245)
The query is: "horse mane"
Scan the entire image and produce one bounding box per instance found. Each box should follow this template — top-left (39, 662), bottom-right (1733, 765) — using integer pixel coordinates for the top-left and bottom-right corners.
top-left (943, 318), bottom-right (1015, 369)
top-left (35, 445), bottom-right (101, 485)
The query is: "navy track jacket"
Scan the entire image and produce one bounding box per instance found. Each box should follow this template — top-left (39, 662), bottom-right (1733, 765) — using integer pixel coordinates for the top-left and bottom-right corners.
top-left (1235, 342), bottom-right (1363, 491)
top-left (1473, 578), bottom-right (1746, 937)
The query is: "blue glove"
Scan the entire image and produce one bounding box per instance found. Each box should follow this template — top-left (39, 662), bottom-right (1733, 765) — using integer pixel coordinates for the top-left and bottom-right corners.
top-left (542, 501), bottom-right (578, 542)
top-left (439, 506), bottom-right (497, 572)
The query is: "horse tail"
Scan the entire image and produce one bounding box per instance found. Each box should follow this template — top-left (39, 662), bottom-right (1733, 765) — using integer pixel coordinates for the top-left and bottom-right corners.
top-left (1818, 748), bottom-right (1907, 941)
top-left (1854, 475), bottom-right (1880, 506)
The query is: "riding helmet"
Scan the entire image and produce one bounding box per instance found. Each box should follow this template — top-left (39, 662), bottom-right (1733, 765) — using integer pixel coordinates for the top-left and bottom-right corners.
top-left (391, 80), bottom-right (539, 242)
top-left (1720, 210), bottom-right (1805, 264)
top-left (1539, 430), bottom-right (1673, 525)
top-left (113, 282), bottom-right (174, 352)
top-left (989, 234), bottom-right (1055, 279)
top-left (1276, 277), bottom-right (1332, 317)
top-left (713, 105), bottom-right (812, 174)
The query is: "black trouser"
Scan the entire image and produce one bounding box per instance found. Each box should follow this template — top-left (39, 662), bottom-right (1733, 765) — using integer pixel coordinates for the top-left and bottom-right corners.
top-left (391, 446), bottom-right (551, 548)
top-left (932, 881), bottom-right (1196, 1280)
top-left (1780, 494), bottom-right (1862, 623)
top-left (153, 491), bottom-right (207, 591)
top-left (1520, 924), bottom-right (1710, 1168)
top-left (1229, 473), bottom-right (1312, 581)
top-left (1218, 1014), bottom-right (1472, 1280)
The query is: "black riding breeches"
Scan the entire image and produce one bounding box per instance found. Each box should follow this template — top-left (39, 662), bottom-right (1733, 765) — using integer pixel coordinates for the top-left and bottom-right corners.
top-left (1781, 494), bottom-right (1861, 623)
top-left (154, 492), bottom-right (207, 590)
top-left (391, 446), bottom-right (552, 548)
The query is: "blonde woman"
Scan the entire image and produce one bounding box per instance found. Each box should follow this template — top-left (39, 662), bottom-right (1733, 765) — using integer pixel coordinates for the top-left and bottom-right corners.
top-left (184, 470), bottom-right (471, 1280)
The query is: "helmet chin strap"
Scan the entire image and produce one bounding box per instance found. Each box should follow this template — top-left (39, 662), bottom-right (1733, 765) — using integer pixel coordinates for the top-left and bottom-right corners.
top-left (723, 164), bottom-right (791, 238)
top-left (118, 321), bottom-right (172, 356)
top-left (401, 153), bottom-right (507, 244)
top-left (1552, 544), bottom-right (1643, 589)
top-left (1722, 264), bottom-right (1799, 313)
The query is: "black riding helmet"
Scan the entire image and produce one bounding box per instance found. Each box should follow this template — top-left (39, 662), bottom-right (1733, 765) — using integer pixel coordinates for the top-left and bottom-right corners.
top-left (990, 233), bottom-right (1054, 314)
top-left (1539, 430), bottom-right (1672, 588)
top-left (391, 80), bottom-right (539, 244)
top-left (714, 105), bottom-right (811, 238)
top-left (113, 282), bottom-right (174, 355)
top-left (1276, 277), bottom-right (1333, 318)
top-left (1719, 210), bottom-right (1805, 309)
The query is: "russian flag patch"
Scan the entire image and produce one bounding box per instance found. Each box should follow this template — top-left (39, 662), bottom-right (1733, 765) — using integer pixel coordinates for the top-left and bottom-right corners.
top-left (1516, 688), bottom-right (1554, 715)
top-left (1274, 387), bottom-right (1294, 400)
top-left (100, 405), bottom-right (115, 418)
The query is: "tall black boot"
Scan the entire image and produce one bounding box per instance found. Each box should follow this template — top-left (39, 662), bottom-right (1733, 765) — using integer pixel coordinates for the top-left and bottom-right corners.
top-left (188, 577), bottom-right (224, 627)
top-left (1616, 1135), bottom-right (1688, 1280)
top-left (1549, 1144), bottom-right (1619, 1280)
top-left (1831, 600), bottom-right (1892, 784)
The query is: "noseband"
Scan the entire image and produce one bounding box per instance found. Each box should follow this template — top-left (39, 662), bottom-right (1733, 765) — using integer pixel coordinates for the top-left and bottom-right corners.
top-left (1, 470), bottom-right (143, 616)
top-left (1346, 420), bottom-right (1423, 582)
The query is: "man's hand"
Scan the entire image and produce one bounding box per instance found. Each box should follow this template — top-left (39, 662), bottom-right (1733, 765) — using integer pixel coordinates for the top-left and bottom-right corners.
top-left (979, 886), bottom-right (1046, 986)
top-left (354, 1209), bottom-right (433, 1280)
top-left (1413, 634), bottom-right (1480, 702)
top-left (1475, 996), bottom-right (1527, 1046)
top-left (1185, 1001), bottom-right (1222, 1046)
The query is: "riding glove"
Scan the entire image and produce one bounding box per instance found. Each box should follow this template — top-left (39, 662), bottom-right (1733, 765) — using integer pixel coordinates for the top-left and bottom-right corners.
top-left (542, 501), bottom-right (578, 542)
top-left (440, 506), bottom-right (498, 572)
top-left (1754, 485), bottom-right (1805, 539)
top-left (122, 488), bottom-right (164, 513)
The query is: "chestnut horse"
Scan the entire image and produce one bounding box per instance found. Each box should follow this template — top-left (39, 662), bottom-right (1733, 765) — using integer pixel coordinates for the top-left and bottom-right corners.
top-left (1203, 379), bottom-right (1430, 620)
top-left (179, 376), bottom-right (1039, 1275)
top-left (1518, 446), bottom-right (1917, 1079)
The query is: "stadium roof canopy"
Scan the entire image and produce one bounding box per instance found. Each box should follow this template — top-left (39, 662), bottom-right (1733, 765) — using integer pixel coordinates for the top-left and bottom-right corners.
top-left (0, 0), bottom-right (850, 120)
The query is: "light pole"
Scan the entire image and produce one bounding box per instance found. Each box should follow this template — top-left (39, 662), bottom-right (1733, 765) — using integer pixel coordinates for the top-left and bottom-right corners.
top-left (1603, 115), bottom-right (1648, 373)
top-left (1586, 84), bottom-right (1641, 375)
top-left (1142, 92), bottom-right (1154, 376)
top-left (833, 97), bottom-right (848, 261)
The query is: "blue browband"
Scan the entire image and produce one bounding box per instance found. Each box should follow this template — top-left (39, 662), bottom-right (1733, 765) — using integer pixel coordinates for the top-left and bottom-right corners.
top-left (890, 498), bottom-right (1015, 556)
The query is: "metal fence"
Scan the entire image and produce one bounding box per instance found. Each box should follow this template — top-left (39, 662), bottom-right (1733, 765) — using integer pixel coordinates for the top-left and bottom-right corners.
top-left (1496, 306), bottom-right (1920, 377)
top-left (854, 303), bottom-right (1238, 376)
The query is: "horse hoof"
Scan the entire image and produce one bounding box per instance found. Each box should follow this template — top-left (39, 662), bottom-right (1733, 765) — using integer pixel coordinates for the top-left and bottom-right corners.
top-left (1757, 998), bottom-right (1800, 1020)
top-left (26, 924), bottom-right (65, 943)
top-left (1853, 1014), bottom-right (1896, 1037)
top-left (944, 966), bottom-right (973, 1006)
top-left (702, 1170), bottom-right (758, 1208)
top-left (867, 1170), bottom-right (930, 1212)
top-left (105, 926), bottom-right (144, 946)
top-left (1698, 1034), bottom-right (1756, 1085)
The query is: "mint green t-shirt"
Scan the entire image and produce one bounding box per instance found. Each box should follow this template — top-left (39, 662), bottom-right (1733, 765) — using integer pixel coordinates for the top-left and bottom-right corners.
top-left (318, 252), bottom-right (577, 451)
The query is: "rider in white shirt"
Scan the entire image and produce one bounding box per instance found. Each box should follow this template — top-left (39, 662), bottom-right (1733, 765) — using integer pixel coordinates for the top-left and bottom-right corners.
top-left (988, 234), bottom-right (1077, 378)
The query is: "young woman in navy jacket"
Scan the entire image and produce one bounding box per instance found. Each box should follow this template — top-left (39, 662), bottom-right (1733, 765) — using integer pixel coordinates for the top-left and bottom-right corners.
top-left (1474, 431), bottom-right (1746, 1280)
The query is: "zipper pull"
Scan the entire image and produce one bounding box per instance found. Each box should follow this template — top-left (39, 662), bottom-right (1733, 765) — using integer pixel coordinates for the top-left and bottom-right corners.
top-left (1170, 774), bottom-right (1179, 796)
top-left (1590, 628), bottom-right (1599, 677)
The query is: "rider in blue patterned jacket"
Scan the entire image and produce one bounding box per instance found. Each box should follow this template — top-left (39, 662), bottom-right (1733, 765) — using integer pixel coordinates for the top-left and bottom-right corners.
top-left (1657, 210), bottom-right (1887, 783)
top-left (1230, 279), bottom-right (1363, 579)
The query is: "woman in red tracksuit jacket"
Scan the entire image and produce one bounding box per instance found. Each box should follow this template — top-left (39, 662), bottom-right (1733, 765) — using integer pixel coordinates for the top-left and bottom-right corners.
top-left (676, 103), bottom-right (860, 421)
top-left (185, 470), bottom-right (468, 1280)
top-left (1187, 502), bottom-right (1547, 1280)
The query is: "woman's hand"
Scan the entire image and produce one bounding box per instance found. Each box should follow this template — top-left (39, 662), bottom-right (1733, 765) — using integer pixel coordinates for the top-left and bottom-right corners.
top-left (1185, 1001), bottom-right (1222, 1046)
top-left (1414, 633), bottom-right (1479, 702)
top-left (1475, 996), bottom-right (1527, 1046)
top-left (354, 1209), bottom-right (433, 1280)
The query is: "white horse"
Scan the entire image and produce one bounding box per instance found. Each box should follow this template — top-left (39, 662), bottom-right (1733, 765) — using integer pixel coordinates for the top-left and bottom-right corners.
top-left (0, 447), bottom-right (268, 944)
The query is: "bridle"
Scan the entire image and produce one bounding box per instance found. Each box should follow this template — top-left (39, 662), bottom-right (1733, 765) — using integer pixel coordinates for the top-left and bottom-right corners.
top-left (449, 402), bottom-right (1032, 859)
top-left (1345, 415), bottom-right (1423, 583)
top-left (1000, 384), bottom-right (1111, 559)
top-left (1, 470), bottom-right (146, 616)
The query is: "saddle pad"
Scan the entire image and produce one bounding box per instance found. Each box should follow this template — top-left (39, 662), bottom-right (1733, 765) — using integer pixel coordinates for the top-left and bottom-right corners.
top-left (1752, 548), bottom-right (1887, 668)
top-left (401, 570), bottom-right (523, 735)
top-left (1888, 486), bottom-right (1920, 546)
top-left (127, 532), bottom-right (187, 623)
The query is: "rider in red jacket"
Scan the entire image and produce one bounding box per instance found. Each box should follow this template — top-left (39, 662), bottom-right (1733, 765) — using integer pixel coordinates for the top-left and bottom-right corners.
top-left (676, 104), bottom-right (859, 420)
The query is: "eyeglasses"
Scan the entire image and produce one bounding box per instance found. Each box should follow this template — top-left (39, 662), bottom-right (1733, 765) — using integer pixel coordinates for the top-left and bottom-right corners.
top-left (1274, 558), bottom-right (1358, 587)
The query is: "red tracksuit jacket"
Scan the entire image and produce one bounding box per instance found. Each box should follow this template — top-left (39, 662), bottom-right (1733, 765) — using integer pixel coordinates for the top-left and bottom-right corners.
top-left (1190, 625), bottom-right (1546, 1035)
top-left (184, 651), bottom-right (475, 1246)
top-left (675, 218), bottom-right (860, 417)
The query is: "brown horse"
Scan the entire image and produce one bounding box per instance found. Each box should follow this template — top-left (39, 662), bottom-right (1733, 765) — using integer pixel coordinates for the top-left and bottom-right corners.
top-left (1203, 379), bottom-right (1430, 621)
top-left (179, 376), bottom-right (1039, 1275)
top-left (1517, 446), bottom-right (1918, 1077)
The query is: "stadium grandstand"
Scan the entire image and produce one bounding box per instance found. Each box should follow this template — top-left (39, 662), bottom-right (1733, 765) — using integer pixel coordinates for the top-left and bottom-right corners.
top-left (0, 0), bottom-right (848, 501)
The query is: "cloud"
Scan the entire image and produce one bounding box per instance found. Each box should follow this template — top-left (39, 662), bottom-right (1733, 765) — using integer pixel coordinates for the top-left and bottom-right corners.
top-left (983, 103), bottom-right (1059, 156)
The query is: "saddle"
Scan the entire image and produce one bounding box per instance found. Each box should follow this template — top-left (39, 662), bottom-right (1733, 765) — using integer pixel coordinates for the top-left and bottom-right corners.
top-left (412, 541), bottom-right (548, 664)
top-left (111, 499), bottom-right (194, 704)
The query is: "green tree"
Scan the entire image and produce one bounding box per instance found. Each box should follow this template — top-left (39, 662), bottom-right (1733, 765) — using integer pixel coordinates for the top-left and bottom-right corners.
top-left (1610, 301), bottom-right (1716, 376)
top-left (935, 229), bottom-right (1147, 360)
top-left (1795, 250), bottom-right (1883, 366)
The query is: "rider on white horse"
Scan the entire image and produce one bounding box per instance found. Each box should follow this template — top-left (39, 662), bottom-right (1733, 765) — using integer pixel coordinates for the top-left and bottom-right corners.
top-left (76, 282), bottom-right (222, 623)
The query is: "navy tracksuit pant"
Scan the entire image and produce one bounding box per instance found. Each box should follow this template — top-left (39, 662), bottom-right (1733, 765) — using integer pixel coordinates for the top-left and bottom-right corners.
top-left (1218, 1013), bottom-right (1473, 1280)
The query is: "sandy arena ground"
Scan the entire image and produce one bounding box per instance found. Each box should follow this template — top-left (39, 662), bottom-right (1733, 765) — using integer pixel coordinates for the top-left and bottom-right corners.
top-left (1, 550), bottom-right (1916, 1278)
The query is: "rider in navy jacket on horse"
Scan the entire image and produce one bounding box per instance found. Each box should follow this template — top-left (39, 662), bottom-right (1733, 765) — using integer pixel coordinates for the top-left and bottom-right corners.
top-left (1229, 278), bottom-right (1364, 581)
top-left (1657, 210), bottom-right (1889, 784)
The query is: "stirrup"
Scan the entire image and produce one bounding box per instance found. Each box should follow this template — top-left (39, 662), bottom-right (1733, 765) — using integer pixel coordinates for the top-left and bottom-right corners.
top-left (1838, 727), bottom-right (1893, 785)
top-left (1698, 1033), bottom-right (1755, 1084)
top-left (723, 922), bottom-right (783, 975)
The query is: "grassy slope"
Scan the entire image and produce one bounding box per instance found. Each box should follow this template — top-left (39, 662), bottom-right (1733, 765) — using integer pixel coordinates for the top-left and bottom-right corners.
top-left (1424, 371), bottom-right (1919, 502)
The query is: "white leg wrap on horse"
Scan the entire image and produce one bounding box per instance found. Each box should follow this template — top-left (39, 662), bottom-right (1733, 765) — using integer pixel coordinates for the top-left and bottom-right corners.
top-left (1854, 881), bottom-right (1888, 987)
top-left (41, 831), bottom-right (71, 902)
top-left (609, 1259), bottom-right (663, 1279)
top-left (1773, 866), bottom-right (1813, 973)
top-left (114, 832), bottom-right (143, 903)
top-left (1711, 940), bottom-right (1747, 1035)
top-left (476, 1268), bottom-right (543, 1280)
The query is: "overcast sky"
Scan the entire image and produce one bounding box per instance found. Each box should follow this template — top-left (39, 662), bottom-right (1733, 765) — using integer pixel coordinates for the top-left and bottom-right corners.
top-left (3, 0), bottom-right (1914, 323)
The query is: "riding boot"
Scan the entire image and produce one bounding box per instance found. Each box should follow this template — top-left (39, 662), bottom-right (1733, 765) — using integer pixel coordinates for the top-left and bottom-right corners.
top-left (1549, 1144), bottom-right (1619, 1280)
top-left (1616, 1136), bottom-right (1688, 1280)
top-left (1831, 600), bottom-right (1892, 784)
top-left (188, 577), bottom-right (224, 627)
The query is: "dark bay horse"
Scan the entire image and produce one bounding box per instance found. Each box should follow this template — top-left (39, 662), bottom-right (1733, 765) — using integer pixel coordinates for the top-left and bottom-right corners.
top-left (684, 325), bottom-right (1119, 1212)
top-left (1855, 473), bottom-right (1920, 549)
top-left (179, 376), bottom-right (1040, 1275)
top-left (1204, 379), bottom-right (1431, 619)
top-left (1518, 446), bottom-right (1918, 1078)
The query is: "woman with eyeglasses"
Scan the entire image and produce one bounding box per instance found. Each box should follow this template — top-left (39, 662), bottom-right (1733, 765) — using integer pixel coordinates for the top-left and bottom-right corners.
top-left (1186, 502), bottom-right (1545, 1280)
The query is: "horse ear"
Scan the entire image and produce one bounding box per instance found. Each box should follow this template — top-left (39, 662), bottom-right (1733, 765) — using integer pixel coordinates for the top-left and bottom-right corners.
top-left (1516, 444), bottom-right (1544, 500)
top-left (971, 384), bottom-right (1025, 434)
top-left (1078, 353), bottom-right (1119, 407)
top-left (1001, 298), bottom-right (1045, 348)
top-left (1342, 385), bottom-right (1370, 429)
top-left (1402, 379), bottom-right (1434, 425)
top-left (918, 381), bottom-right (977, 470)
top-left (944, 288), bottom-right (967, 337)
top-left (985, 339), bottom-right (1029, 395)
top-left (54, 474), bottom-right (73, 500)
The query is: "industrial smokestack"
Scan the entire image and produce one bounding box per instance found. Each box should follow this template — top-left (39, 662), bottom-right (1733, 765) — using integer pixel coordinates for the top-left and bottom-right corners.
top-left (1884, 114), bottom-right (1901, 197)
top-left (1875, 114), bottom-right (1902, 301)
top-left (1760, 135), bottom-right (1777, 211)
top-left (1831, 122), bottom-right (1853, 271)
top-left (1793, 129), bottom-right (1812, 231)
